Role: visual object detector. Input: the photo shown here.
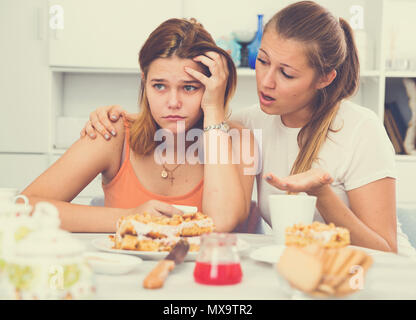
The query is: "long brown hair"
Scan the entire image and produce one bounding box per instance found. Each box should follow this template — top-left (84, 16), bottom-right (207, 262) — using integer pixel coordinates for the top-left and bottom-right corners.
top-left (265, 1), bottom-right (360, 175)
top-left (130, 18), bottom-right (237, 155)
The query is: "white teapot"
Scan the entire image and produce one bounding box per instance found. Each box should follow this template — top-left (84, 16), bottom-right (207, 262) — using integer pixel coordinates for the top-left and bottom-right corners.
top-left (2, 202), bottom-right (95, 300)
top-left (0, 193), bottom-right (32, 291)
top-left (0, 188), bottom-right (28, 205)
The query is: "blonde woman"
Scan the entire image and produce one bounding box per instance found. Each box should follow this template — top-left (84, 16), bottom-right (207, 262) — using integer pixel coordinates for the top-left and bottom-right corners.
top-left (22, 18), bottom-right (256, 232)
top-left (82, 1), bottom-right (416, 256)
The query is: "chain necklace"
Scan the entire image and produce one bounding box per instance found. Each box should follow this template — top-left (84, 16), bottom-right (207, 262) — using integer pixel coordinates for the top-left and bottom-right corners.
top-left (161, 163), bottom-right (182, 185)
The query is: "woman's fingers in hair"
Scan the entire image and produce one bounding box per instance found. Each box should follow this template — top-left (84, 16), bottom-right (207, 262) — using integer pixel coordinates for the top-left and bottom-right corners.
top-left (184, 66), bottom-right (209, 84)
top-left (204, 51), bottom-right (222, 64)
top-left (194, 52), bottom-right (227, 80)
top-left (205, 51), bottom-right (228, 77)
top-left (193, 54), bottom-right (217, 74)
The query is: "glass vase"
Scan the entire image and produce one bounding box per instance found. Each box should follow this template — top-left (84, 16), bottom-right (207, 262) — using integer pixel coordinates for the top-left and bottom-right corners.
top-left (248, 14), bottom-right (264, 70)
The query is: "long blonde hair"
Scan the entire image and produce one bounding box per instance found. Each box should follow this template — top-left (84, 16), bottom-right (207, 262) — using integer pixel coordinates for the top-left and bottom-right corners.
top-left (130, 18), bottom-right (237, 155)
top-left (265, 1), bottom-right (360, 175)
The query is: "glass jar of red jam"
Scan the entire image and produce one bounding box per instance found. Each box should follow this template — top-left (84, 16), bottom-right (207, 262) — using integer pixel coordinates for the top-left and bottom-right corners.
top-left (193, 233), bottom-right (242, 285)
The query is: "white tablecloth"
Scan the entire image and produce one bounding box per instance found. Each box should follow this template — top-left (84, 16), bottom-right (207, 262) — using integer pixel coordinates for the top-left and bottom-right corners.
top-left (75, 233), bottom-right (416, 300)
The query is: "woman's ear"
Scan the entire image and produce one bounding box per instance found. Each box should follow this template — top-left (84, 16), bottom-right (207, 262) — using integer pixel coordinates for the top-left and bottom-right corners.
top-left (140, 72), bottom-right (145, 83)
top-left (316, 69), bottom-right (337, 90)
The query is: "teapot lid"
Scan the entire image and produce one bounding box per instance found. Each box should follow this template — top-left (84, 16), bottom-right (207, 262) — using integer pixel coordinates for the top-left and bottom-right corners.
top-left (31, 202), bottom-right (61, 229)
top-left (14, 228), bottom-right (85, 257)
top-left (13, 202), bottom-right (85, 257)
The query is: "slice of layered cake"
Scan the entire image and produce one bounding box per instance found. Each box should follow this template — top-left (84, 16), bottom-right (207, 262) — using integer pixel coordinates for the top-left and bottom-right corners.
top-left (111, 212), bottom-right (214, 252)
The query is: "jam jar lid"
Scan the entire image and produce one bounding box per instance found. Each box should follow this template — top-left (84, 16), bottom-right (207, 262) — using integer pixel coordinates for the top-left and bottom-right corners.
top-left (200, 232), bottom-right (238, 246)
top-left (196, 233), bottom-right (240, 264)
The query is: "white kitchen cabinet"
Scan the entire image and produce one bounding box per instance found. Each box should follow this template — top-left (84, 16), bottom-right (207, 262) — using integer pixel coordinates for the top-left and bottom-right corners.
top-left (48, 0), bottom-right (182, 69)
top-left (0, 0), bottom-right (50, 153)
top-left (0, 154), bottom-right (49, 192)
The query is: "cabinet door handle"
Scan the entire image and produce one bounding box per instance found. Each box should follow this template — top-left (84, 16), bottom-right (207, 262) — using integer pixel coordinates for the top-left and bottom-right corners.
top-left (49, 4), bottom-right (64, 40)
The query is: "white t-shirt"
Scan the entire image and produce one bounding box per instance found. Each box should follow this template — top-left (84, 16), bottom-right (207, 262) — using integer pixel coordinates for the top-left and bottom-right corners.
top-left (231, 99), bottom-right (416, 257)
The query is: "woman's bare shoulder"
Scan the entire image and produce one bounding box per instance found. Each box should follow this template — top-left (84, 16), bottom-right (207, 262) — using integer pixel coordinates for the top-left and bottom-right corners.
top-left (99, 119), bottom-right (127, 178)
top-left (75, 118), bottom-right (126, 175)
top-left (81, 118), bottom-right (125, 150)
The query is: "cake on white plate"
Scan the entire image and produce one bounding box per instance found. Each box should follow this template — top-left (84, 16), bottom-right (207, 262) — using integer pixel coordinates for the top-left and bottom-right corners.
top-left (285, 221), bottom-right (350, 249)
top-left (111, 212), bottom-right (215, 252)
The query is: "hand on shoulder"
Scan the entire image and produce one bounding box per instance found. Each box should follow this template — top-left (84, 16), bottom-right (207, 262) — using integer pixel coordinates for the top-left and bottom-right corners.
top-left (80, 104), bottom-right (137, 140)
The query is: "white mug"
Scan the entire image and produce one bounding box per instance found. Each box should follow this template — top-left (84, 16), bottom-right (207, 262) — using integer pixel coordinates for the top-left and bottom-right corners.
top-left (268, 194), bottom-right (317, 245)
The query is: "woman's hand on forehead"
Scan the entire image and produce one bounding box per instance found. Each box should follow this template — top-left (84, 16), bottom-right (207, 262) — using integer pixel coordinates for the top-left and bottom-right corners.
top-left (184, 51), bottom-right (229, 112)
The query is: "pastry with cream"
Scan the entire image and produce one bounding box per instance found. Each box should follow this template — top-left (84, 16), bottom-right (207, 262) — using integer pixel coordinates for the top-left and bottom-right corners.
top-left (285, 221), bottom-right (350, 248)
top-left (112, 212), bottom-right (215, 252)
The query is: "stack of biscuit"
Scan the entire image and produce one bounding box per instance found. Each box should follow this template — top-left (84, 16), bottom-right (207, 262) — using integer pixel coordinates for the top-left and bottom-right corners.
top-left (277, 244), bottom-right (373, 297)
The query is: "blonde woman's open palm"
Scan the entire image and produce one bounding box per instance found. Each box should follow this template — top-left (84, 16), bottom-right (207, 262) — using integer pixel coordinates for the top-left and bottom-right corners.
top-left (264, 168), bottom-right (333, 196)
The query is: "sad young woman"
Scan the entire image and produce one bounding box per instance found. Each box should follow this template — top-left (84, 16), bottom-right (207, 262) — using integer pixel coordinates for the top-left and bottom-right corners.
top-left (21, 18), bottom-right (257, 232)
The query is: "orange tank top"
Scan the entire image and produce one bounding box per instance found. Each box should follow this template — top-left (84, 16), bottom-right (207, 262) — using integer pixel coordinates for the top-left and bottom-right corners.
top-left (102, 120), bottom-right (204, 211)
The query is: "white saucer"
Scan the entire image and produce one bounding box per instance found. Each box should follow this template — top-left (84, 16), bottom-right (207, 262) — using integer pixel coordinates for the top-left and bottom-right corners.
top-left (249, 245), bottom-right (286, 264)
top-left (84, 251), bottom-right (143, 275)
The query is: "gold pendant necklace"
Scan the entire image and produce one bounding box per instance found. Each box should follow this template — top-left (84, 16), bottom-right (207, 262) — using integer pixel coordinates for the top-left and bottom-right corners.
top-left (161, 163), bottom-right (182, 185)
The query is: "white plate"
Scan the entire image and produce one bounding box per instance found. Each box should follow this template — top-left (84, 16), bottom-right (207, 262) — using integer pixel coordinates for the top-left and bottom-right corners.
top-left (91, 237), bottom-right (250, 261)
top-left (83, 251), bottom-right (143, 275)
top-left (249, 245), bottom-right (286, 264)
top-left (249, 244), bottom-right (390, 264)
top-left (172, 205), bottom-right (198, 214)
